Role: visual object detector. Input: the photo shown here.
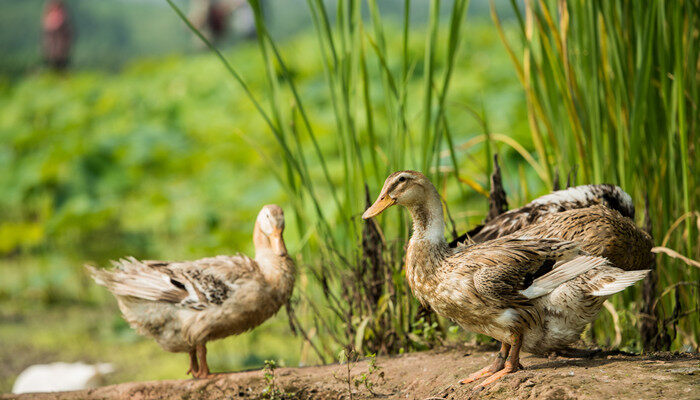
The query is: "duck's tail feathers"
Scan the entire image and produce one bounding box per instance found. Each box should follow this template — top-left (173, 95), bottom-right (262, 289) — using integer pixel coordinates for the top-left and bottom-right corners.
top-left (86, 264), bottom-right (110, 287)
top-left (85, 259), bottom-right (183, 303)
top-left (591, 269), bottom-right (650, 297)
top-left (520, 255), bottom-right (609, 299)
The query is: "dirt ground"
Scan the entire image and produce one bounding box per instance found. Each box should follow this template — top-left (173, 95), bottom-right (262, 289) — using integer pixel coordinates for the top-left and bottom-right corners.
top-left (3, 345), bottom-right (699, 400)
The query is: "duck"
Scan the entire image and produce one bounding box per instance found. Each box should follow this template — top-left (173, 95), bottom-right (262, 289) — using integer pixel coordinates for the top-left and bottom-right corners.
top-left (454, 175), bottom-right (654, 359)
top-left (453, 186), bottom-right (653, 272)
top-left (87, 205), bottom-right (295, 379)
top-left (452, 183), bottom-right (636, 245)
top-left (363, 171), bottom-right (649, 389)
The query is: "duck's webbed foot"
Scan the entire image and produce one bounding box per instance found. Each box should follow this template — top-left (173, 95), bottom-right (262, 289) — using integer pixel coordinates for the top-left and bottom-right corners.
top-left (460, 342), bottom-right (510, 384)
top-left (472, 359), bottom-right (522, 391)
top-left (470, 334), bottom-right (524, 392)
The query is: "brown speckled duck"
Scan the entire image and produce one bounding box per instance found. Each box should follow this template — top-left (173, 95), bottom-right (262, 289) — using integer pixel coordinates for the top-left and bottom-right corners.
top-left (363, 171), bottom-right (649, 389)
top-left (452, 180), bottom-right (655, 362)
top-left (453, 184), bottom-right (654, 272)
top-left (87, 205), bottom-right (295, 379)
top-left (514, 204), bottom-right (654, 271)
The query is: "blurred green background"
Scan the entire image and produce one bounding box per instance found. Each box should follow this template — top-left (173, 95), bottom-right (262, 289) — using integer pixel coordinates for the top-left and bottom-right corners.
top-left (1, 0), bottom-right (697, 394)
top-left (0, 0), bottom-right (527, 392)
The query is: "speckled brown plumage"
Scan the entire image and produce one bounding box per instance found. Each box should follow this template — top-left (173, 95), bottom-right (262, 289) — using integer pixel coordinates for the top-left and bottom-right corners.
top-left (364, 171), bottom-right (649, 389)
top-left (516, 205), bottom-right (653, 271)
top-left (87, 205), bottom-right (295, 379)
top-left (411, 236), bottom-right (589, 339)
top-left (452, 184), bottom-right (636, 244)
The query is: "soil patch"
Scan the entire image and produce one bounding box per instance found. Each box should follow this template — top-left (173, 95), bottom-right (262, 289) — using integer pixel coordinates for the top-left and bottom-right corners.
top-left (3, 346), bottom-right (699, 399)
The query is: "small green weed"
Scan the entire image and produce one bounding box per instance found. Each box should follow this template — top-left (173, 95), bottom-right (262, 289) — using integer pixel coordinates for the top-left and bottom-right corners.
top-left (352, 353), bottom-right (384, 396)
top-left (261, 360), bottom-right (286, 400)
top-left (335, 347), bottom-right (385, 399)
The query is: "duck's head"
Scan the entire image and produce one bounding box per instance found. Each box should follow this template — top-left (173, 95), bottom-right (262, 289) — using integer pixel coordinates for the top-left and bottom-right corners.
top-left (254, 204), bottom-right (287, 256)
top-left (363, 170), bottom-right (435, 219)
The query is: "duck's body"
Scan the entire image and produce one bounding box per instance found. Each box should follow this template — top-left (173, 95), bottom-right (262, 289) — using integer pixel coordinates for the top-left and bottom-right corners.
top-left (98, 254), bottom-right (294, 352)
top-left (364, 171), bottom-right (649, 388)
top-left (450, 180), bottom-right (654, 355)
top-left (88, 205), bottom-right (295, 378)
top-left (453, 182), bottom-right (653, 274)
top-left (409, 237), bottom-right (640, 354)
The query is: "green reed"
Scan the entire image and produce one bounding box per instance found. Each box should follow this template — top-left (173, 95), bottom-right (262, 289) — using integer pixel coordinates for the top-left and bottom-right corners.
top-left (166, 0), bottom-right (473, 359)
top-left (494, 0), bottom-right (698, 350)
top-left (166, 0), bottom-right (698, 358)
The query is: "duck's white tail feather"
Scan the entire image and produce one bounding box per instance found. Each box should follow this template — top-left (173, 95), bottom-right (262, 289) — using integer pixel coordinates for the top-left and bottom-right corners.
top-left (520, 256), bottom-right (609, 299)
top-left (591, 269), bottom-right (650, 297)
top-left (86, 259), bottom-right (184, 303)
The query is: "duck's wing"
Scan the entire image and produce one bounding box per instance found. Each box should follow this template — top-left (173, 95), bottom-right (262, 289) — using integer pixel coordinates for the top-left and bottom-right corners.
top-left (459, 237), bottom-right (609, 308)
top-left (450, 184), bottom-right (634, 246)
top-left (87, 255), bottom-right (259, 310)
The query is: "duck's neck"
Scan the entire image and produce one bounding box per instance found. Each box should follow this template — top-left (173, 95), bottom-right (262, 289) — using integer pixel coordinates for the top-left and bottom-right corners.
top-left (407, 191), bottom-right (447, 243)
top-left (253, 232), bottom-right (296, 302)
top-left (405, 189), bottom-right (449, 283)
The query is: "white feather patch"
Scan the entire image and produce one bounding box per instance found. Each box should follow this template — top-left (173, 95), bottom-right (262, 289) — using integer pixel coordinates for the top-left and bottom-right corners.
top-left (591, 270), bottom-right (650, 297)
top-left (495, 308), bottom-right (518, 327)
top-left (530, 185), bottom-right (600, 205)
top-left (520, 255), bottom-right (609, 299)
top-left (530, 184), bottom-right (633, 214)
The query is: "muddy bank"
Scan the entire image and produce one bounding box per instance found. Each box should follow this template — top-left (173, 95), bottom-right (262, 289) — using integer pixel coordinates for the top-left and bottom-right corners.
top-left (3, 346), bottom-right (699, 400)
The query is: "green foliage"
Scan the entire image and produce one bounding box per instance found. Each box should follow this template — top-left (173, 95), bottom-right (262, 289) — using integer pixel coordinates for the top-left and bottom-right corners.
top-left (0, 54), bottom-right (276, 264)
top-left (166, 0), bottom-right (699, 360)
top-left (261, 360), bottom-right (286, 400)
top-left (238, 0), bottom-right (474, 357)
top-left (334, 348), bottom-right (384, 399)
top-left (167, 0), bottom-right (534, 360)
top-left (0, 18), bottom-right (525, 391)
top-left (352, 353), bottom-right (384, 396)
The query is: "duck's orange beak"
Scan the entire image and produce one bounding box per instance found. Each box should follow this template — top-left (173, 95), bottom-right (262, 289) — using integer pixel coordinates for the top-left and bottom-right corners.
top-left (362, 195), bottom-right (395, 219)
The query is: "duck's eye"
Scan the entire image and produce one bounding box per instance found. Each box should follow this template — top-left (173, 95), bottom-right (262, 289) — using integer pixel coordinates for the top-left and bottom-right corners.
top-left (398, 176), bottom-right (406, 182)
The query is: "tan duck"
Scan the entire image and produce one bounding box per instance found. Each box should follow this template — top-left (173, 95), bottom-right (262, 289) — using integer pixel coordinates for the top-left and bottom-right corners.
top-left (453, 181), bottom-right (654, 360)
top-left (363, 171), bottom-right (649, 389)
top-left (453, 183), bottom-right (636, 244)
top-left (453, 189), bottom-right (654, 272)
top-left (87, 205), bottom-right (295, 378)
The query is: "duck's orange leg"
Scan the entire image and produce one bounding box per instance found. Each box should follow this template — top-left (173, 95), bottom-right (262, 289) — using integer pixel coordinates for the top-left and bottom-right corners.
top-left (460, 342), bottom-right (510, 384)
top-left (473, 334), bottom-right (523, 391)
top-left (186, 349), bottom-right (199, 377)
top-left (193, 344), bottom-right (212, 379)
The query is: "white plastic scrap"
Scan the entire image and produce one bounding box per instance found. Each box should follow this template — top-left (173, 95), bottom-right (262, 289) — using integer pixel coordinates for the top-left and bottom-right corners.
top-left (12, 362), bottom-right (114, 394)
